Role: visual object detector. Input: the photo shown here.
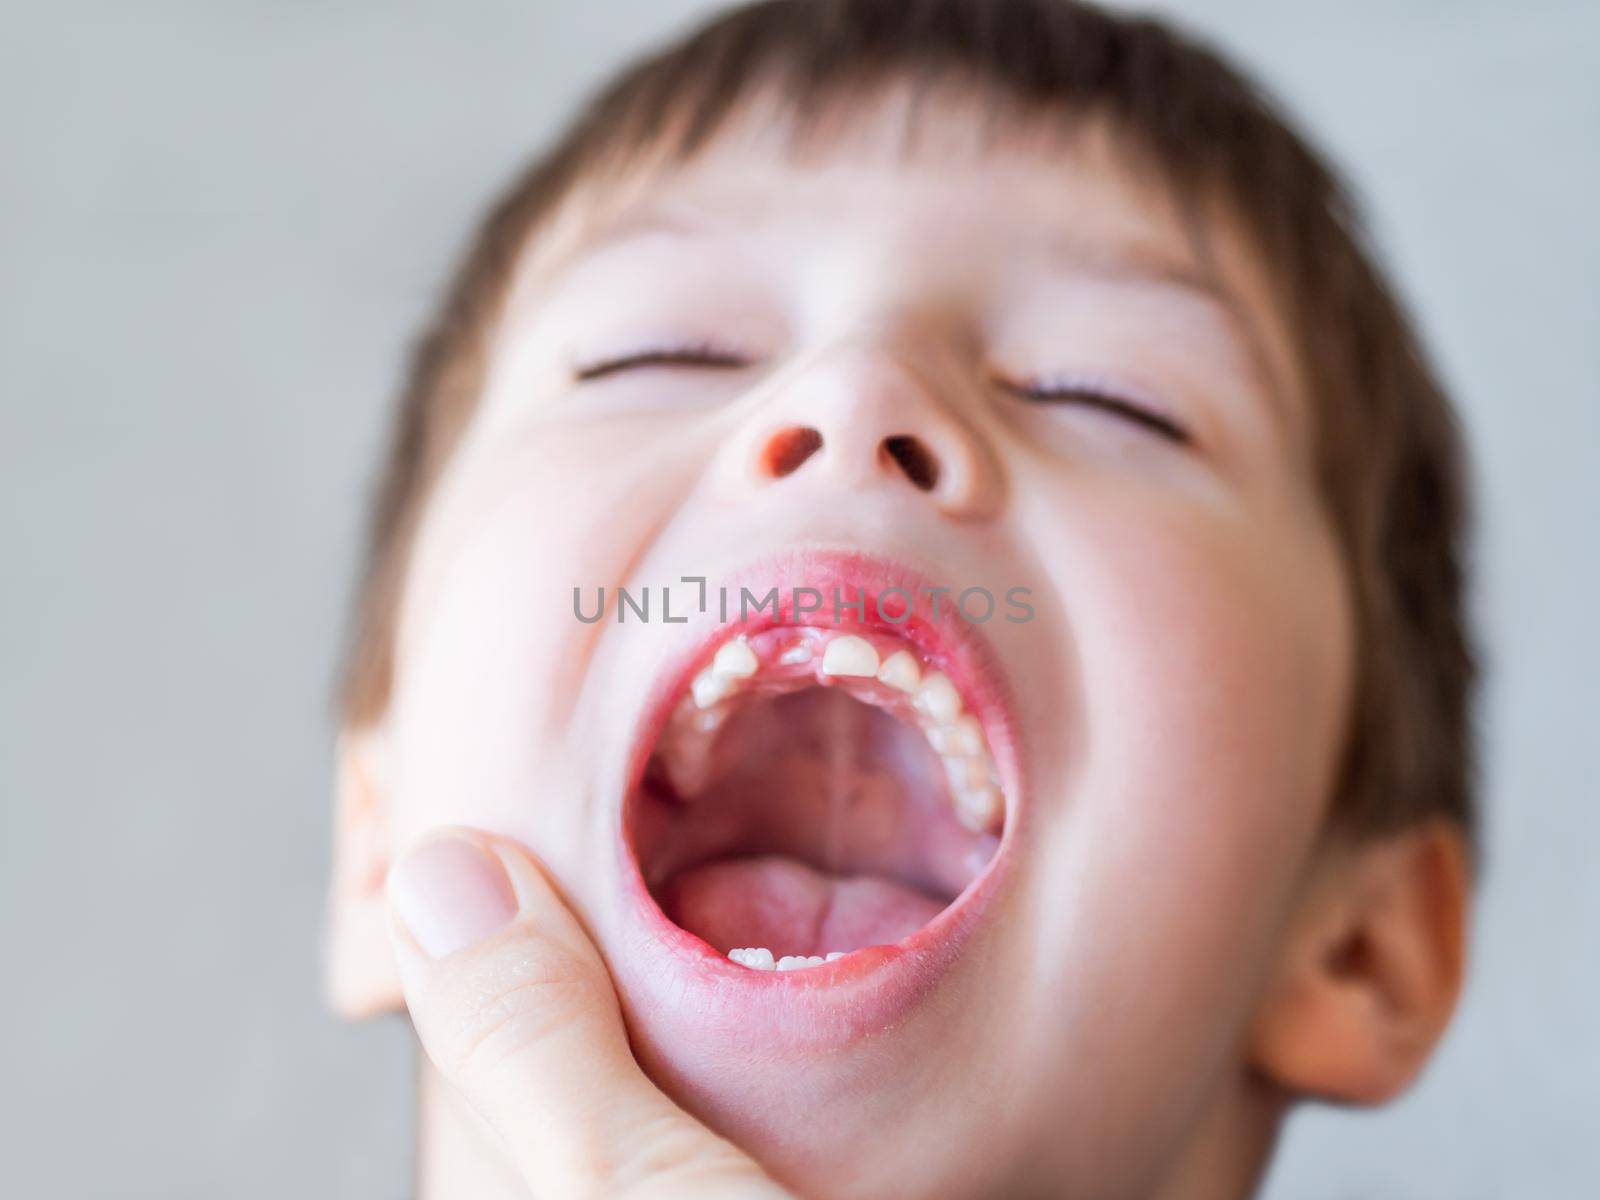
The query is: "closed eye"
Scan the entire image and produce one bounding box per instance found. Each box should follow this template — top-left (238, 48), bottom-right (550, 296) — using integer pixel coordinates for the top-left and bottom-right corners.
top-left (998, 376), bottom-right (1191, 444)
top-left (572, 340), bottom-right (751, 382)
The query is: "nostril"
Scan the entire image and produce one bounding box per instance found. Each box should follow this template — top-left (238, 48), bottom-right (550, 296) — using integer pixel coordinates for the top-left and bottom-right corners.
top-left (762, 426), bottom-right (823, 478)
top-left (882, 435), bottom-right (940, 492)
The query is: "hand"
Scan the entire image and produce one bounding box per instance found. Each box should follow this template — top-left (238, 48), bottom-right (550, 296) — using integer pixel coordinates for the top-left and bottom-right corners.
top-left (386, 829), bottom-right (790, 1199)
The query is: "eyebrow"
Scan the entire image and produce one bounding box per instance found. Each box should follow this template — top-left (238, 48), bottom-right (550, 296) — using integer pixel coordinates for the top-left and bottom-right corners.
top-left (1030, 226), bottom-right (1240, 316)
top-left (1030, 229), bottom-right (1288, 410)
top-left (530, 202), bottom-right (1286, 411)
top-left (533, 202), bottom-right (750, 288)
top-left (567, 211), bottom-right (706, 259)
top-left (561, 204), bottom-right (1235, 306)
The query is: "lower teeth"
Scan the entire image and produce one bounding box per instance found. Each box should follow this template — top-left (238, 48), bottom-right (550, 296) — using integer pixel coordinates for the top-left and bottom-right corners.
top-left (728, 948), bottom-right (849, 971)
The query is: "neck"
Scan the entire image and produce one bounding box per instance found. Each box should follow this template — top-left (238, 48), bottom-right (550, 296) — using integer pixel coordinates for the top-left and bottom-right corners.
top-left (416, 1056), bottom-right (528, 1200)
top-left (1151, 1075), bottom-right (1288, 1200)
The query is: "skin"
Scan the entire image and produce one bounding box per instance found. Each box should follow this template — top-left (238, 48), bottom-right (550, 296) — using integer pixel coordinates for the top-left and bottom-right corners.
top-left (326, 84), bottom-right (1468, 1199)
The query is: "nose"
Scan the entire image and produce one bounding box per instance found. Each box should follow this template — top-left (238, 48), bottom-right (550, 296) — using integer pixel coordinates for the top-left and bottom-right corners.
top-left (727, 345), bottom-right (1002, 518)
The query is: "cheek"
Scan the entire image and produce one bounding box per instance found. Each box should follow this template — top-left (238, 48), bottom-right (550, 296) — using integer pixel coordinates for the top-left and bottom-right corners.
top-left (384, 419), bottom-right (707, 855)
top-left (1043, 465), bottom-right (1351, 849)
top-left (1085, 519), bottom-right (1345, 822)
top-left (1009, 475), bottom-right (1352, 1157)
top-left (1067, 501), bottom-right (1347, 941)
top-left (1027, 467), bottom-right (1351, 845)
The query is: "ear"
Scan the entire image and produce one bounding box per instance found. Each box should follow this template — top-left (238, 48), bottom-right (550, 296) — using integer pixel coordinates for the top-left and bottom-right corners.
top-left (1246, 820), bottom-right (1470, 1104)
top-left (323, 726), bottom-right (404, 1018)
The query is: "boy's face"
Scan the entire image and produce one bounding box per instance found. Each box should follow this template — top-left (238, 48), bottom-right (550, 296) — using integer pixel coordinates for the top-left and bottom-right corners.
top-left (371, 93), bottom-right (1354, 1196)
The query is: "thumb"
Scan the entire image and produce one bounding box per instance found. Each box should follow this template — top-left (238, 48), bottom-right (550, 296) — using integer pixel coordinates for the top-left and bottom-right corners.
top-left (386, 829), bottom-right (786, 1199)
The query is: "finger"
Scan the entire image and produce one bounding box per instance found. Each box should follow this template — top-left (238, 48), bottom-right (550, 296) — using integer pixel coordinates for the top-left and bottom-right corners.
top-left (386, 828), bottom-right (788, 1199)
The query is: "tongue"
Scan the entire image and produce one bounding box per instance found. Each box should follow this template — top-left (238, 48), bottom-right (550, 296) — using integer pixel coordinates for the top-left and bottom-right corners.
top-left (660, 854), bottom-right (947, 957)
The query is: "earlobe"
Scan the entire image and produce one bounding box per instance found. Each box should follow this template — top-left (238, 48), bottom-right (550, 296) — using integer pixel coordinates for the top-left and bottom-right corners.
top-left (1247, 821), bottom-right (1470, 1105)
top-left (324, 726), bottom-right (405, 1019)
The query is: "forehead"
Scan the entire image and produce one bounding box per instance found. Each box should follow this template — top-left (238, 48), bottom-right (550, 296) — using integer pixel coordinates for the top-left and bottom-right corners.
top-left (506, 82), bottom-right (1302, 411)
top-left (524, 83), bottom-right (1188, 276)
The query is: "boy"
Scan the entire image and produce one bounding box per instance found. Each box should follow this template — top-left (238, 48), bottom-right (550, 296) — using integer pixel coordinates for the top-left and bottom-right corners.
top-left (324, 1), bottom-right (1476, 1195)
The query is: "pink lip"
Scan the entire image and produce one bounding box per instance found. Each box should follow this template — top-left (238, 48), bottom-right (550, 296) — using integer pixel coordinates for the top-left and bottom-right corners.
top-left (609, 547), bottom-right (1027, 1050)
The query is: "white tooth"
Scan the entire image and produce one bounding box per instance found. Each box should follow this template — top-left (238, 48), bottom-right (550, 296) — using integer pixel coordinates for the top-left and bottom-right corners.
top-left (947, 715), bottom-right (984, 756)
top-left (691, 668), bottom-right (734, 708)
top-left (728, 948), bottom-right (748, 965)
top-left (825, 951), bottom-right (846, 962)
top-left (712, 636), bottom-right (758, 679)
top-left (914, 671), bottom-right (962, 722)
top-left (778, 642), bottom-right (813, 666)
top-left (820, 634), bottom-right (879, 678)
top-left (926, 724), bottom-right (962, 755)
top-left (944, 753), bottom-right (988, 792)
top-left (875, 649), bottom-right (921, 693)
top-left (744, 947), bottom-right (775, 970)
top-left (953, 782), bottom-right (1003, 833)
top-left (772, 953), bottom-right (831, 970)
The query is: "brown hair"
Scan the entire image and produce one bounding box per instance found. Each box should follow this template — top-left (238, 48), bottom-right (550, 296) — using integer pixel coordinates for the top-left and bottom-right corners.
top-left (340, 0), bottom-right (1476, 845)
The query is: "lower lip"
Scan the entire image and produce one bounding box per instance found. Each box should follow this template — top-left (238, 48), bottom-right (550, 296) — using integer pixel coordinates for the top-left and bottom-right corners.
top-left (612, 827), bottom-right (1013, 1049)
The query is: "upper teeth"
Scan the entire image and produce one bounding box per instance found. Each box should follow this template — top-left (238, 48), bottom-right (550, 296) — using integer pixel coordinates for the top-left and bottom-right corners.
top-left (953, 782), bottom-right (1002, 832)
top-left (913, 670), bottom-right (962, 723)
top-left (668, 629), bottom-right (1006, 834)
top-left (693, 635), bottom-right (759, 709)
top-left (711, 637), bottom-right (759, 678)
top-left (820, 635), bottom-right (879, 677)
top-left (926, 714), bottom-right (982, 756)
top-left (943, 753), bottom-right (991, 792)
top-left (875, 649), bottom-right (921, 692)
top-left (691, 671), bottom-right (735, 708)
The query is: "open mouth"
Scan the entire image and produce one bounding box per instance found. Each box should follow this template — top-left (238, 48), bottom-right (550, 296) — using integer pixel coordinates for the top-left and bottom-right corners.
top-left (624, 623), bottom-right (1006, 973)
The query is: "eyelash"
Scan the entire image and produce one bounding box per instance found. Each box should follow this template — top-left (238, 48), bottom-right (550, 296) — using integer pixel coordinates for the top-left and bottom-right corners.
top-left (571, 339), bottom-right (749, 382)
top-left (998, 376), bottom-right (1191, 444)
top-left (571, 345), bottom-right (1190, 444)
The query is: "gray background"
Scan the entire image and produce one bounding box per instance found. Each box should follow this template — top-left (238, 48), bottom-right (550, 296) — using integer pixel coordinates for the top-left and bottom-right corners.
top-left (2, 1), bottom-right (1595, 1195)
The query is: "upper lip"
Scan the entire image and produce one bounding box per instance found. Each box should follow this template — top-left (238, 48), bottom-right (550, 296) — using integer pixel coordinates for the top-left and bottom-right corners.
top-left (606, 544), bottom-right (1026, 1049)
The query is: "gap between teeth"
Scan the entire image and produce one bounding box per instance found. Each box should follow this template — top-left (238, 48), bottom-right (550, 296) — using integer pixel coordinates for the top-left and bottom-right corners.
top-left (728, 948), bottom-right (848, 971)
top-left (675, 631), bottom-right (1003, 834)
